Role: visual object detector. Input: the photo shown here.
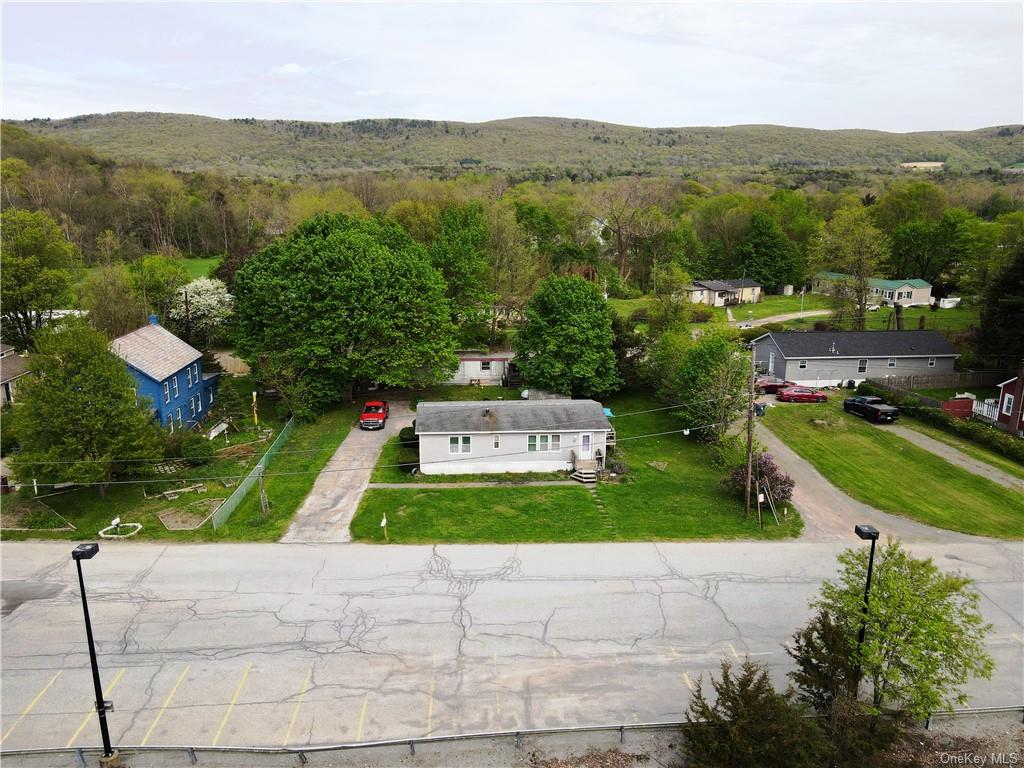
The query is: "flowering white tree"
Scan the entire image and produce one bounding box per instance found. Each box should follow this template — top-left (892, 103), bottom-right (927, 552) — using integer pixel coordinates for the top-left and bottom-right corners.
top-left (169, 277), bottom-right (233, 346)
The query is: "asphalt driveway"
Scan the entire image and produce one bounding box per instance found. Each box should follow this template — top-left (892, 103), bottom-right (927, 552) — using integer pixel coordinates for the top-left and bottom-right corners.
top-left (280, 401), bottom-right (414, 543)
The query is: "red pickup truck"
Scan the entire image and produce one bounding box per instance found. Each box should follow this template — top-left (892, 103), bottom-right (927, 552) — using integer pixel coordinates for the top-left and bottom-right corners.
top-left (359, 400), bottom-right (389, 430)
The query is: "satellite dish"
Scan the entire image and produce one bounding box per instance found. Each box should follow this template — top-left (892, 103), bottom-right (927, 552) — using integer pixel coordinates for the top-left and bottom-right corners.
top-left (111, 517), bottom-right (121, 528)
top-left (520, 389), bottom-right (530, 399)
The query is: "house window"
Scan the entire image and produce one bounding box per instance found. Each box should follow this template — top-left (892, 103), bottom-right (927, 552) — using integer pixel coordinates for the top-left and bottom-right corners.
top-left (857, 359), bottom-right (867, 374)
top-left (539, 435), bottom-right (549, 452)
top-left (480, 361), bottom-right (491, 372)
top-left (528, 434), bottom-right (558, 452)
top-left (551, 435), bottom-right (561, 451)
top-left (887, 358), bottom-right (897, 368)
top-left (798, 360), bottom-right (807, 370)
top-left (885, 290), bottom-right (894, 300)
top-left (1003, 394), bottom-right (1015, 417)
top-left (196, 394), bottom-right (202, 413)
top-left (190, 397), bottom-right (196, 418)
top-left (167, 413), bottom-right (174, 431)
top-left (928, 357), bottom-right (936, 367)
top-left (528, 435), bottom-right (537, 452)
top-left (449, 436), bottom-right (471, 454)
top-left (493, 434), bottom-right (500, 449)
top-left (193, 363), bottom-right (199, 382)
top-left (163, 381), bottom-right (170, 403)
top-left (209, 388), bottom-right (215, 405)
top-left (187, 366), bottom-right (193, 387)
top-left (172, 376), bottom-right (179, 398)
top-left (176, 408), bottom-right (182, 427)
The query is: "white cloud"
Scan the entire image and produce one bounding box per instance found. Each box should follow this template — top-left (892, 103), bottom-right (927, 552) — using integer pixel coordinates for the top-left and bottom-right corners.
top-left (270, 62), bottom-right (310, 76)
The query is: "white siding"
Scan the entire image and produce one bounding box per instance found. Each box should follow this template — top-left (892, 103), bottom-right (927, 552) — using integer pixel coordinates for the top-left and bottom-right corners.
top-left (445, 357), bottom-right (512, 385)
top-left (777, 355), bottom-right (956, 386)
top-left (419, 430), bottom-right (609, 475)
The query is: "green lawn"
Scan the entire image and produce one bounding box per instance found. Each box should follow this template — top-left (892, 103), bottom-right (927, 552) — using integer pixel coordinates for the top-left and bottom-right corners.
top-left (728, 293), bottom-right (832, 322)
top-left (763, 399), bottom-right (1023, 538)
top-left (911, 386), bottom-right (1000, 402)
top-left (351, 391), bottom-right (802, 543)
top-left (182, 256), bottom-right (222, 280)
top-left (897, 416), bottom-right (1024, 482)
top-left (370, 436), bottom-right (566, 484)
top-left (782, 304), bottom-right (980, 333)
top-left (607, 297), bottom-right (655, 320)
top-left (2, 387), bottom-right (358, 542)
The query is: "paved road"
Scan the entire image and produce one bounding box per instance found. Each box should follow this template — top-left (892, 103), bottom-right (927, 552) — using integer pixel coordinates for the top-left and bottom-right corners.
top-left (281, 403), bottom-right (414, 543)
top-left (1, 540), bottom-right (1020, 753)
top-left (876, 423), bottom-right (1024, 493)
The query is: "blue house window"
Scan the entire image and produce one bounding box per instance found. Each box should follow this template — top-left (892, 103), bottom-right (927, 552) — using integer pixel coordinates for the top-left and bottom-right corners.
top-left (193, 362), bottom-right (199, 383)
top-left (197, 394), bottom-right (202, 413)
top-left (187, 367), bottom-right (193, 387)
top-left (190, 397), bottom-right (196, 418)
top-left (172, 376), bottom-right (179, 398)
top-left (163, 381), bottom-right (170, 403)
top-left (176, 408), bottom-right (182, 428)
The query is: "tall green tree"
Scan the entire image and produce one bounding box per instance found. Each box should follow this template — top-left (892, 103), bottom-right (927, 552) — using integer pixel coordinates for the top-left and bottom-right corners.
top-left (667, 327), bottom-right (748, 442)
top-left (78, 264), bottom-right (148, 338)
top-left (514, 275), bottom-right (620, 397)
top-left (979, 241), bottom-right (1024, 362)
top-left (684, 660), bottom-right (828, 768)
top-left (0, 209), bottom-right (80, 350)
top-left (10, 319), bottom-right (162, 498)
top-left (811, 208), bottom-right (889, 330)
top-left (130, 254), bottom-right (191, 321)
top-left (737, 212), bottom-right (803, 290)
top-left (233, 213), bottom-right (458, 415)
top-left (428, 202), bottom-right (496, 324)
top-left (871, 181), bottom-right (947, 233)
top-left (814, 540), bottom-right (993, 720)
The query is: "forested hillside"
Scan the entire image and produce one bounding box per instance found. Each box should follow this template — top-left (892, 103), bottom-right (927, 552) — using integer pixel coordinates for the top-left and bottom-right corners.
top-left (15, 113), bottom-right (1024, 178)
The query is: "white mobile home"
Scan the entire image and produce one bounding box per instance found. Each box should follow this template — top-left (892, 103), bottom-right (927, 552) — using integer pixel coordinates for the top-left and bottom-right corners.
top-left (446, 350), bottom-right (517, 386)
top-left (415, 399), bottom-right (613, 475)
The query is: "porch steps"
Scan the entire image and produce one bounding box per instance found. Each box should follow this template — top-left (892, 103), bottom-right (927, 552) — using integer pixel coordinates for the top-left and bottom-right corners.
top-left (570, 468), bottom-right (598, 485)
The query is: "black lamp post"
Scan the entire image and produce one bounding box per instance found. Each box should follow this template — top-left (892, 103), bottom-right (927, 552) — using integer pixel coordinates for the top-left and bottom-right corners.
top-left (853, 524), bottom-right (880, 693)
top-left (72, 543), bottom-right (119, 767)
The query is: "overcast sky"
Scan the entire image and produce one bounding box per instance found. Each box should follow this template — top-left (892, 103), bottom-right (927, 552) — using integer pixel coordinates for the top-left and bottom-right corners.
top-left (2, 2), bottom-right (1021, 131)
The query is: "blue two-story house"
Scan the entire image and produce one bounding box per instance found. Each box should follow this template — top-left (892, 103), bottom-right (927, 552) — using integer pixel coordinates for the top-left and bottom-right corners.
top-left (111, 317), bottom-right (219, 431)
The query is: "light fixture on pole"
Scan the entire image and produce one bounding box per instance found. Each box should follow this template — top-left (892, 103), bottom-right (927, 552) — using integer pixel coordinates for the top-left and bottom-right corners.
top-left (72, 543), bottom-right (120, 767)
top-left (853, 524), bottom-right (880, 695)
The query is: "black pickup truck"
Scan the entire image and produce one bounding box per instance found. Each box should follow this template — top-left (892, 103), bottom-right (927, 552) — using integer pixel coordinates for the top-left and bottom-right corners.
top-left (843, 395), bottom-right (900, 423)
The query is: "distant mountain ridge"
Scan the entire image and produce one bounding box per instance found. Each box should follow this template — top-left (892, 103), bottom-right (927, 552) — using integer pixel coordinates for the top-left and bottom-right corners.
top-left (14, 112), bottom-right (1024, 178)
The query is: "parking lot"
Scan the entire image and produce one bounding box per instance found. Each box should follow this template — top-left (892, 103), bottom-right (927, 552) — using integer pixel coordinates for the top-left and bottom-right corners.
top-left (2, 540), bottom-right (1021, 752)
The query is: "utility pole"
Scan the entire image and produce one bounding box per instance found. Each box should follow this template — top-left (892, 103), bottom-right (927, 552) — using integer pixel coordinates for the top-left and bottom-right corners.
top-left (744, 344), bottom-right (756, 515)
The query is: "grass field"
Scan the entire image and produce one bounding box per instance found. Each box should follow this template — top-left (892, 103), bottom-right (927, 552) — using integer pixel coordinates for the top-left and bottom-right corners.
top-left (782, 304), bottom-right (980, 333)
top-left (762, 399), bottom-right (1023, 538)
top-left (911, 386), bottom-right (1000, 402)
top-left (897, 416), bottom-right (1024, 482)
top-left (608, 297), bottom-right (655, 320)
top-left (2, 385), bottom-right (358, 542)
top-left (182, 256), bottom-right (222, 279)
top-left (720, 293), bottom-right (833, 322)
top-left (351, 391), bottom-right (802, 543)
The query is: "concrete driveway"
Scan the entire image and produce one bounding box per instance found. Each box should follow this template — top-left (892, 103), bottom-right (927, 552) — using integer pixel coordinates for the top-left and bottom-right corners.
top-left (280, 401), bottom-right (414, 543)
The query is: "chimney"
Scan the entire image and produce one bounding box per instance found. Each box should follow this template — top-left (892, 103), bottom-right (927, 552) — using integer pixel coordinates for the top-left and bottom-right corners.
top-left (148, 314), bottom-right (159, 326)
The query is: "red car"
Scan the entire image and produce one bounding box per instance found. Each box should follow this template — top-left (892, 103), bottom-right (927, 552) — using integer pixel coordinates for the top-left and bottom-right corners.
top-left (755, 375), bottom-right (796, 394)
top-left (776, 386), bottom-right (828, 403)
top-left (359, 400), bottom-right (389, 429)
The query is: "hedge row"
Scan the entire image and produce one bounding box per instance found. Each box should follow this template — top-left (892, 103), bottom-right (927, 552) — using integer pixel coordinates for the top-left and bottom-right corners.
top-left (856, 382), bottom-right (1024, 463)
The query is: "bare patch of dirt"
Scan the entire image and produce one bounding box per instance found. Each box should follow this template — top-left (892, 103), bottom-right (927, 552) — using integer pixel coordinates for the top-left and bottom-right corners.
top-left (0, 497), bottom-right (72, 530)
top-left (157, 498), bottom-right (223, 530)
top-left (883, 724), bottom-right (1024, 767)
top-left (528, 749), bottom-right (651, 768)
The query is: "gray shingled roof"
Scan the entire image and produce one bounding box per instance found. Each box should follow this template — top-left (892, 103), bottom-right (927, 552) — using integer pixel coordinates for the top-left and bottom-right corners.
top-left (110, 324), bottom-right (201, 382)
top-left (0, 354), bottom-right (27, 384)
top-left (762, 331), bottom-right (958, 359)
top-left (416, 399), bottom-right (611, 434)
top-left (0, 343), bottom-right (15, 356)
top-left (694, 278), bottom-right (762, 291)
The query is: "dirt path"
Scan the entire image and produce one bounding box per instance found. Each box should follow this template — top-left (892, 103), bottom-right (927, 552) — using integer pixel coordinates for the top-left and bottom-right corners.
top-left (281, 401), bottom-right (414, 543)
top-left (368, 480), bottom-right (579, 489)
top-left (730, 309), bottom-right (831, 326)
top-left (755, 423), bottom-right (990, 543)
top-left (879, 423), bottom-right (1023, 493)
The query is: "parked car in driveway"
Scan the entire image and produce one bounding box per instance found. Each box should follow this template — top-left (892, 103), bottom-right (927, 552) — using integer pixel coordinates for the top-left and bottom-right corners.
top-left (776, 386), bottom-right (828, 403)
top-left (843, 395), bottom-right (900, 423)
top-left (755, 375), bottom-right (796, 394)
top-left (359, 400), bottom-right (389, 430)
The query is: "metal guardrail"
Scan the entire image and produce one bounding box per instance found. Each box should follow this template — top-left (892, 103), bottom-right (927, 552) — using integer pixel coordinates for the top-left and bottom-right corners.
top-left (3, 706), bottom-right (1021, 765)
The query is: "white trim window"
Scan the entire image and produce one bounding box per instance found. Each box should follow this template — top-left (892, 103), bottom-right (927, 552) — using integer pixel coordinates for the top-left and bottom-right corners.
top-left (528, 434), bottom-right (560, 452)
top-left (193, 362), bottom-right (199, 383)
top-left (493, 434), bottom-right (500, 449)
top-left (480, 361), bottom-right (491, 372)
top-left (887, 358), bottom-right (897, 368)
top-left (528, 435), bottom-right (538, 452)
top-left (163, 381), bottom-right (171, 403)
top-left (176, 407), bottom-right (182, 427)
top-left (449, 435), bottom-right (471, 454)
top-left (167, 413), bottom-right (174, 431)
top-left (857, 359), bottom-right (867, 374)
top-left (190, 397), bottom-right (196, 418)
top-left (551, 434), bottom-right (561, 451)
top-left (927, 357), bottom-right (936, 368)
top-left (1002, 393), bottom-right (1015, 417)
top-left (172, 376), bottom-right (179, 398)
top-left (798, 360), bottom-right (807, 370)
top-left (197, 394), bottom-right (202, 413)
top-left (187, 366), bottom-right (193, 387)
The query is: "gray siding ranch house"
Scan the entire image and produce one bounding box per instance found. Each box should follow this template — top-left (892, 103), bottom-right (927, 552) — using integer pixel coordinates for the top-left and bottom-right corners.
top-left (445, 350), bottom-right (517, 386)
top-left (415, 399), bottom-right (613, 478)
top-left (752, 330), bottom-right (958, 387)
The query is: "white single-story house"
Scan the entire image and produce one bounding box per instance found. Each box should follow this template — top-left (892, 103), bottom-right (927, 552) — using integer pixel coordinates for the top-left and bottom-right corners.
top-left (415, 399), bottom-right (613, 476)
top-left (446, 350), bottom-right (517, 386)
top-left (684, 279), bottom-right (762, 307)
top-left (0, 344), bottom-right (28, 405)
top-left (812, 272), bottom-right (933, 307)
top-left (752, 330), bottom-right (958, 387)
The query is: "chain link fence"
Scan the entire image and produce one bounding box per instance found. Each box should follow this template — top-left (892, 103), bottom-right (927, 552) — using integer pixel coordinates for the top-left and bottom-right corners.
top-left (211, 418), bottom-right (295, 530)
